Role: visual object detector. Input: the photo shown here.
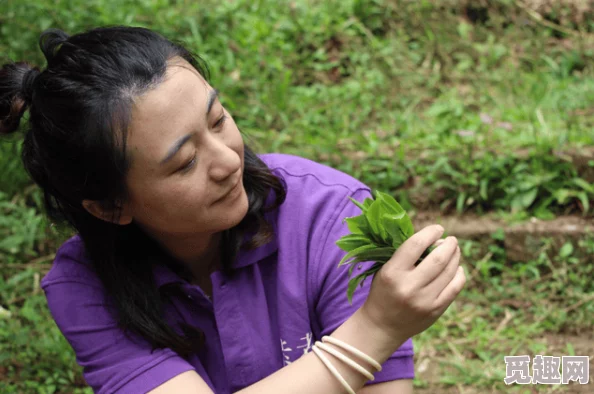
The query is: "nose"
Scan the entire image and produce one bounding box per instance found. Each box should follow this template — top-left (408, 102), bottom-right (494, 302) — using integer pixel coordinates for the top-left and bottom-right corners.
top-left (206, 137), bottom-right (241, 182)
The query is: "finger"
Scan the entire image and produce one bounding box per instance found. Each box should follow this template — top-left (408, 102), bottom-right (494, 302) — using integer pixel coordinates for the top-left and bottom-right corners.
top-left (386, 224), bottom-right (445, 270)
top-left (425, 245), bottom-right (460, 295)
top-left (432, 238), bottom-right (446, 247)
top-left (413, 236), bottom-right (458, 287)
top-left (433, 266), bottom-right (467, 313)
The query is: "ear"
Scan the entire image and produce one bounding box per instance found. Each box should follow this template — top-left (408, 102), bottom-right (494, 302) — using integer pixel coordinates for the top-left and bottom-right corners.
top-left (82, 199), bottom-right (133, 225)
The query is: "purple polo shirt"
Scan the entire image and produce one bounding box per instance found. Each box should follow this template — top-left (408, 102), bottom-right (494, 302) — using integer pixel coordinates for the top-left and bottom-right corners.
top-left (41, 153), bottom-right (415, 393)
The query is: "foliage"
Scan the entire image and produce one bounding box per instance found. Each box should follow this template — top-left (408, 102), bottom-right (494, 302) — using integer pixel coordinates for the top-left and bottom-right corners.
top-left (0, 0), bottom-right (592, 392)
top-left (336, 191), bottom-right (420, 303)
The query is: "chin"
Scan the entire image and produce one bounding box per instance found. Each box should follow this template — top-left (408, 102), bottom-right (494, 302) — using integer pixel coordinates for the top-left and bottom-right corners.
top-left (217, 187), bottom-right (249, 231)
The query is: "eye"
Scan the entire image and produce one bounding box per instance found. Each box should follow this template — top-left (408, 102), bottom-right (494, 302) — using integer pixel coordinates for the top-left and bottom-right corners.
top-left (214, 113), bottom-right (227, 129)
top-left (178, 154), bottom-right (196, 174)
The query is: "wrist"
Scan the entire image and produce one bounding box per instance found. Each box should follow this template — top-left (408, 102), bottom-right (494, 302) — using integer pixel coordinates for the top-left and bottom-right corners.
top-left (329, 308), bottom-right (406, 366)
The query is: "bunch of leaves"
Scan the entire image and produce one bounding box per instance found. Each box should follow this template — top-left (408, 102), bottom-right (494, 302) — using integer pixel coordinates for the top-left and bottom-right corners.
top-left (336, 190), bottom-right (436, 304)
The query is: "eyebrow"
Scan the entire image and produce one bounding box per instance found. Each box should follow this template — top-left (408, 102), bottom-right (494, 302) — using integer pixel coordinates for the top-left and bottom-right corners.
top-left (160, 89), bottom-right (220, 165)
top-left (206, 89), bottom-right (219, 115)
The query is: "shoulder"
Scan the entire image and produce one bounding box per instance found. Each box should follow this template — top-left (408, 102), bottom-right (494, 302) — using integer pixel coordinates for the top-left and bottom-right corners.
top-left (257, 154), bottom-right (372, 245)
top-left (257, 154), bottom-right (374, 268)
top-left (258, 153), bottom-right (370, 202)
top-left (40, 234), bottom-right (98, 290)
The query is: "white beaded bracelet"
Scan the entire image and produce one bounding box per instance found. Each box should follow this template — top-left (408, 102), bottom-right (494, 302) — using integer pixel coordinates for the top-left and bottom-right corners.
top-left (312, 345), bottom-right (356, 394)
top-left (322, 335), bottom-right (383, 372)
top-left (314, 341), bottom-right (375, 381)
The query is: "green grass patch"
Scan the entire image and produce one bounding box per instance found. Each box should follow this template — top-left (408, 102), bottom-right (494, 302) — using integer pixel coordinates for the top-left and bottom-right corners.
top-left (1, 0), bottom-right (593, 392)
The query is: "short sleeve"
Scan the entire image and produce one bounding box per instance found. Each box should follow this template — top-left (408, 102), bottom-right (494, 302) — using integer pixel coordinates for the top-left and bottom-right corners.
top-left (311, 187), bottom-right (415, 384)
top-left (41, 247), bottom-right (196, 394)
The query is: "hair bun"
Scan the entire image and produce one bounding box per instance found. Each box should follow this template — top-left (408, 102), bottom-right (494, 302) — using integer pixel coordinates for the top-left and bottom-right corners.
top-left (39, 28), bottom-right (70, 67)
top-left (21, 68), bottom-right (40, 101)
top-left (0, 62), bottom-right (40, 135)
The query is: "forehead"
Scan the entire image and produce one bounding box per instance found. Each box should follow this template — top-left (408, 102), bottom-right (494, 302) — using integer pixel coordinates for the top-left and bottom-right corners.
top-left (126, 60), bottom-right (211, 163)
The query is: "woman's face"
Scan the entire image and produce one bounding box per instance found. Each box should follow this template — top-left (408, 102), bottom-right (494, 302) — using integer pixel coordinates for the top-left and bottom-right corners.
top-left (120, 58), bottom-right (247, 238)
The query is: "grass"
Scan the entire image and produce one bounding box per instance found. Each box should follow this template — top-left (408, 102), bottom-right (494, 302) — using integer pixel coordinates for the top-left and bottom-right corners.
top-left (0, 0), bottom-right (593, 392)
top-left (413, 233), bottom-right (594, 392)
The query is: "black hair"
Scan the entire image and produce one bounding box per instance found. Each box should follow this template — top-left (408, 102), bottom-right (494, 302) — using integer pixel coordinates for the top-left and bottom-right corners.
top-left (0, 26), bottom-right (286, 357)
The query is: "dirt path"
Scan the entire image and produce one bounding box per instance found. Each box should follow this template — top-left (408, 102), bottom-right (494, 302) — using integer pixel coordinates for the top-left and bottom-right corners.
top-left (412, 213), bottom-right (594, 262)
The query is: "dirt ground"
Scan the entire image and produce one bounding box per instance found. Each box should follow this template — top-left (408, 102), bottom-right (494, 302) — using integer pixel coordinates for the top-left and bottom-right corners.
top-left (412, 213), bottom-right (594, 263)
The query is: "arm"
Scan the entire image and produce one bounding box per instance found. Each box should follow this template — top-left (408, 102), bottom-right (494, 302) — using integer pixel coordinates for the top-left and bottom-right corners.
top-left (358, 379), bottom-right (413, 394)
top-left (149, 308), bottom-right (408, 394)
top-left (41, 240), bottom-right (200, 394)
top-left (46, 249), bottom-right (406, 394)
top-left (43, 277), bottom-right (198, 394)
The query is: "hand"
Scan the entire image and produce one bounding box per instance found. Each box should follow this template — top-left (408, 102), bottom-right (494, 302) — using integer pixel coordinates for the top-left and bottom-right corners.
top-left (414, 235), bottom-right (449, 266)
top-left (359, 224), bottom-right (466, 345)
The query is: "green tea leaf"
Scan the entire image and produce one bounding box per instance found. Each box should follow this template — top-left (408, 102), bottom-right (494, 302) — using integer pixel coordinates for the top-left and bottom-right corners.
top-left (374, 190), bottom-right (405, 215)
top-left (338, 190), bottom-right (418, 301)
top-left (344, 255), bottom-right (374, 269)
top-left (338, 244), bottom-right (376, 266)
top-left (344, 215), bottom-right (369, 235)
top-left (365, 200), bottom-right (386, 242)
top-left (347, 273), bottom-right (370, 304)
top-left (336, 234), bottom-right (374, 252)
top-left (368, 261), bottom-right (384, 272)
top-left (342, 254), bottom-right (380, 269)
top-left (346, 258), bottom-right (384, 277)
top-left (381, 212), bottom-right (414, 248)
top-left (363, 197), bottom-right (374, 209)
top-left (348, 196), bottom-right (367, 212)
top-left (381, 212), bottom-right (405, 244)
top-left (348, 260), bottom-right (357, 277)
top-left (346, 261), bottom-right (384, 304)
top-left (348, 246), bottom-right (394, 263)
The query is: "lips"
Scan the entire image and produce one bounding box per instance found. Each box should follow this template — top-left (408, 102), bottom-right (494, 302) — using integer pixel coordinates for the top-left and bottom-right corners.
top-left (217, 175), bottom-right (241, 202)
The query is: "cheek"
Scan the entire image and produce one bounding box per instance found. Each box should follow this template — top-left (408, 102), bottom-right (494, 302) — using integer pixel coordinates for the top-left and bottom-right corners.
top-left (227, 118), bottom-right (244, 156)
top-left (128, 176), bottom-right (208, 218)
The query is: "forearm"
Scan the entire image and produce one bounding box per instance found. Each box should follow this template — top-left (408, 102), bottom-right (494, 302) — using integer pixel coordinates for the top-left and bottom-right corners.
top-left (235, 309), bottom-right (405, 394)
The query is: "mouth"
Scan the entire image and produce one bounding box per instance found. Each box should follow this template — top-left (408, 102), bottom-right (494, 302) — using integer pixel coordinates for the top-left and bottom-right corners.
top-left (215, 174), bottom-right (242, 203)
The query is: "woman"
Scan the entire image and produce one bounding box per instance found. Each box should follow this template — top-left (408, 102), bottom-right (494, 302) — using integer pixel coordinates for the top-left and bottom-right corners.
top-left (0, 26), bottom-right (465, 393)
